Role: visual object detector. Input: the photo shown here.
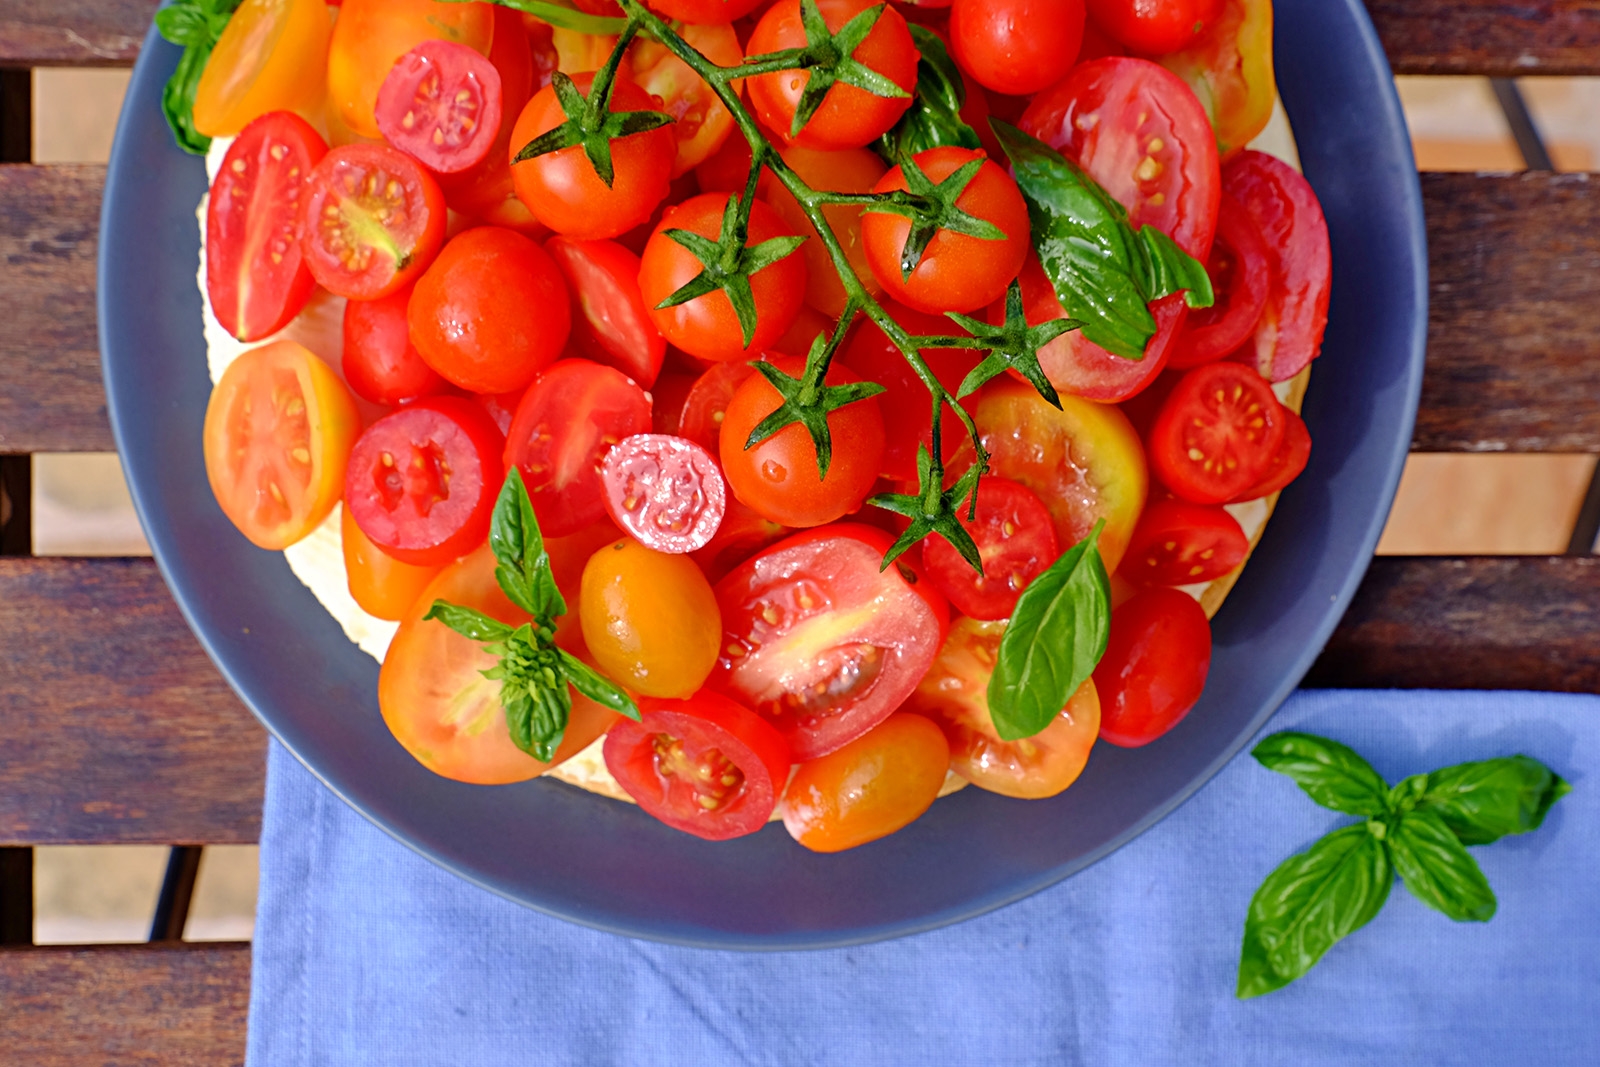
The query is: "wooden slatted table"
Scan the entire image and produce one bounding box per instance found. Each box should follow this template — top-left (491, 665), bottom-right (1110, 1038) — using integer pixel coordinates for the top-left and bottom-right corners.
top-left (1, 1), bottom-right (1598, 1061)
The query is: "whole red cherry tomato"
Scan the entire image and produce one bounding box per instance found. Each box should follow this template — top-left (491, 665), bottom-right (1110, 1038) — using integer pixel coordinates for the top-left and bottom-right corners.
top-left (300, 142), bottom-right (447, 301)
top-left (1086, 0), bottom-right (1221, 56)
top-left (599, 433), bottom-right (728, 554)
top-left (375, 40), bottom-right (503, 174)
top-left (920, 477), bottom-right (1060, 620)
top-left (1122, 497), bottom-right (1247, 586)
top-left (1093, 587), bottom-right (1212, 747)
top-left (948, 0), bottom-right (1086, 97)
top-left (1147, 361), bottom-right (1284, 504)
top-left (341, 284), bottom-right (446, 405)
top-left (647, 0), bottom-right (767, 23)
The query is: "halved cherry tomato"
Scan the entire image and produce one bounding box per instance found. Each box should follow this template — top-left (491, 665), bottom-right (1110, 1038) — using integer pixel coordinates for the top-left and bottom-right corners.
top-left (375, 40), bottom-right (503, 174)
top-left (192, 0), bottom-right (331, 137)
top-left (344, 396), bottom-right (504, 566)
top-left (580, 537), bottom-right (722, 697)
top-left (746, 0), bottom-right (919, 151)
top-left (758, 143), bottom-right (887, 318)
top-left (1122, 497), bottom-right (1246, 586)
top-left (1168, 193), bottom-right (1270, 370)
top-left (648, 0), bottom-right (768, 23)
top-left (921, 477), bottom-right (1060, 620)
top-left (677, 360), bottom-right (757, 454)
top-left (1094, 586), bottom-right (1211, 747)
top-left (341, 284), bottom-right (446, 405)
top-left (300, 143), bottom-right (447, 301)
top-left (600, 433), bottom-right (727, 553)
top-left (544, 236), bottom-right (666, 388)
top-left (782, 713), bottom-right (949, 852)
top-left (327, 0), bottom-right (495, 140)
top-left (691, 496), bottom-right (790, 583)
top-left (604, 691), bottom-right (790, 840)
top-left (948, 0), bottom-right (1085, 97)
top-left (1159, 0), bottom-right (1275, 158)
top-left (206, 111), bottom-right (327, 343)
top-left (907, 618), bottom-right (1101, 798)
top-left (1086, 0), bottom-right (1220, 55)
top-left (341, 504), bottom-right (443, 621)
top-left (408, 226), bottom-right (572, 394)
top-left (713, 524), bottom-right (949, 760)
top-left (504, 360), bottom-right (654, 537)
top-left (204, 341), bottom-right (360, 550)
top-left (862, 147), bottom-right (1031, 315)
top-left (379, 542), bottom-right (618, 784)
top-left (1232, 406), bottom-right (1310, 501)
top-left (1147, 361), bottom-right (1284, 504)
top-left (628, 22), bottom-right (742, 176)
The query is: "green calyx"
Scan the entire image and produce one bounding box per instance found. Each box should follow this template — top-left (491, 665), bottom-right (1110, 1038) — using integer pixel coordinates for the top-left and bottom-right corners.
top-left (949, 279), bottom-right (1079, 410)
top-left (743, 322), bottom-right (886, 481)
top-left (861, 154), bottom-right (1006, 280)
top-left (869, 445), bottom-right (984, 572)
top-left (745, 0), bottom-right (911, 140)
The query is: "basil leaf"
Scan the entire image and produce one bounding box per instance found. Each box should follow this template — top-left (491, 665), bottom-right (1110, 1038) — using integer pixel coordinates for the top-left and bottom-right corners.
top-left (874, 25), bottom-right (981, 162)
top-left (454, 0), bottom-right (630, 35)
top-left (153, 5), bottom-right (211, 48)
top-left (422, 601), bottom-right (515, 644)
top-left (1252, 732), bottom-right (1391, 817)
top-left (155, 0), bottom-right (243, 156)
top-left (559, 649), bottom-right (641, 721)
top-left (489, 469), bottom-right (567, 624)
top-left (1416, 756), bottom-right (1571, 846)
top-left (504, 681), bottom-right (572, 763)
top-left (1134, 225), bottom-right (1215, 310)
top-left (987, 521), bottom-right (1110, 741)
top-left (1237, 825), bottom-right (1392, 998)
top-left (1388, 810), bottom-right (1498, 922)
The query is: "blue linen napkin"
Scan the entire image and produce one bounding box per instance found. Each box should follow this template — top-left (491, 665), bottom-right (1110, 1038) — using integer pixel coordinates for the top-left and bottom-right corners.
top-left (246, 690), bottom-right (1597, 1066)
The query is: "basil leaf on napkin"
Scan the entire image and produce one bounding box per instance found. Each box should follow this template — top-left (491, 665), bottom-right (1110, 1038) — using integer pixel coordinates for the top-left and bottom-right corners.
top-left (1252, 732), bottom-right (1391, 817)
top-left (874, 25), bottom-right (982, 163)
top-left (1416, 756), bottom-right (1573, 845)
top-left (1387, 809), bottom-right (1498, 922)
top-left (154, 0), bottom-right (243, 155)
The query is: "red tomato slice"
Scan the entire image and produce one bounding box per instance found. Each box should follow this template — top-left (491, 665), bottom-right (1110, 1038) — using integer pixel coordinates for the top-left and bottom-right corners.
top-left (375, 40), bottom-right (503, 175)
top-left (344, 396), bottom-right (505, 567)
top-left (341, 284), bottom-right (446, 405)
top-left (677, 360), bottom-right (756, 454)
top-left (206, 111), bottom-right (327, 342)
top-left (690, 496), bottom-right (791, 584)
top-left (1147, 361), bottom-right (1284, 504)
top-left (603, 691), bottom-right (791, 841)
top-left (1232, 405), bottom-right (1310, 501)
top-left (712, 524), bottom-right (949, 761)
top-left (1122, 497), bottom-right (1247, 586)
top-left (300, 142), bottom-right (447, 300)
top-left (1168, 193), bottom-right (1270, 370)
top-left (544, 236), bottom-right (667, 389)
top-left (1094, 587), bottom-right (1211, 747)
top-left (503, 359), bottom-right (654, 537)
top-left (1223, 150), bottom-right (1332, 383)
top-left (600, 433), bottom-right (727, 553)
top-left (920, 476), bottom-right (1060, 620)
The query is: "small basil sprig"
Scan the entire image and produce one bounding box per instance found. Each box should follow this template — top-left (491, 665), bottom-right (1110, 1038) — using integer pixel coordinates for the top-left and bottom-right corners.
top-left (991, 120), bottom-right (1213, 360)
top-left (873, 24), bottom-right (982, 163)
top-left (449, 0), bottom-right (630, 35)
top-left (1239, 732), bottom-right (1570, 998)
top-left (424, 470), bottom-right (638, 762)
top-left (153, 0), bottom-right (242, 155)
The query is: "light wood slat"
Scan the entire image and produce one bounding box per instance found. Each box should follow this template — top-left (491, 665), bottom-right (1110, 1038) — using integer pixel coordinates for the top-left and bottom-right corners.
top-left (1366, 0), bottom-right (1600, 77)
top-left (0, 0), bottom-right (159, 67)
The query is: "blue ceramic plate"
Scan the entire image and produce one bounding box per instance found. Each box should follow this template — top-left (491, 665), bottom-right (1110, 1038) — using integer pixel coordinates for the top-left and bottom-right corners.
top-left (100, 0), bottom-right (1425, 948)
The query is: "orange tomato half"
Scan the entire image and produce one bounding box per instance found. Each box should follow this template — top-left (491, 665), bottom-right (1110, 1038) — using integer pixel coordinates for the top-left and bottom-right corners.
top-left (340, 505), bottom-right (442, 621)
top-left (782, 713), bottom-right (950, 852)
top-left (192, 0), bottom-right (333, 137)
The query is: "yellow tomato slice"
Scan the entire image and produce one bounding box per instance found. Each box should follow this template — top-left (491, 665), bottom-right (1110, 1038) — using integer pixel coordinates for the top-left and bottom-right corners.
top-left (192, 0), bottom-right (333, 137)
top-left (1159, 0), bottom-right (1276, 159)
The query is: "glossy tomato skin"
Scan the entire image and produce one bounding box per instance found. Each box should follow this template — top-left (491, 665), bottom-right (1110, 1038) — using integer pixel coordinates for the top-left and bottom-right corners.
top-left (341, 284), bottom-right (446, 405)
top-left (1094, 587), bottom-right (1211, 747)
top-left (580, 537), bottom-right (722, 697)
top-left (504, 360), bottom-right (654, 537)
top-left (628, 22), bottom-right (744, 176)
top-left (719, 355), bottom-right (885, 528)
top-left (341, 504), bottom-right (443, 621)
top-left (746, 0), bottom-right (918, 150)
top-left (1169, 193), bottom-right (1270, 370)
top-left (600, 434), bottom-right (727, 554)
top-left (300, 143), bottom-right (447, 301)
top-left (327, 0), bottom-right (495, 140)
top-left (758, 144), bottom-right (887, 318)
top-left (203, 340), bottom-right (361, 551)
top-left (1159, 0), bottom-right (1274, 158)
top-left (906, 618), bottom-right (1102, 798)
top-left (648, 0), bottom-right (767, 22)
top-left (192, 0), bottom-right (331, 136)
top-left (1122, 497), bottom-right (1247, 586)
top-left (375, 40), bottom-right (503, 174)
top-left (782, 713), bottom-right (950, 852)
top-left (948, 0), bottom-right (1085, 97)
top-left (344, 396), bottom-right (504, 566)
top-left (862, 147), bottom-right (1032, 315)
top-left (603, 691), bottom-right (790, 840)
top-left (713, 524), bottom-right (949, 760)
top-left (544, 236), bottom-right (666, 389)
top-left (638, 193), bottom-right (809, 363)
top-left (1086, 0), bottom-right (1220, 55)
top-left (1233, 406), bottom-right (1310, 502)
top-left (510, 74), bottom-right (677, 240)
top-left (380, 542), bottom-right (619, 784)
top-left (1147, 361), bottom-right (1284, 504)
top-left (206, 111), bottom-right (327, 342)
top-left (921, 477), bottom-right (1061, 620)
top-left (408, 226), bottom-right (571, 395)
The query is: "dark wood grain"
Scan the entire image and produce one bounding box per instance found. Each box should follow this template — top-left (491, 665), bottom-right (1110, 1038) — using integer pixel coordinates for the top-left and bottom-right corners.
top-left (1305, 556), bottom-right (1600, 691)
top-left (0, 0), bottom-right (159, 67)
top-left (0, 557), bottom-right (263, 846)
top-left (1368, 0), bottom-right (1600, 76)
top-left (0, 943), bottom-right (248, 1066)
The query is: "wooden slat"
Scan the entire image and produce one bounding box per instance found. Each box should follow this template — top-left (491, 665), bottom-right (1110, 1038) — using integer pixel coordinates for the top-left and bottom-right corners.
top-left (0, 0), bottom-right (159, 67)
top-left (1368, 0), bottom-right (1600, 77)
top-left (0, 943), bottom-right (248, 1065)
top-left (0, 557), bottom-right (263, 845)
top-left (1305, 556), bottom-right (1600, 691)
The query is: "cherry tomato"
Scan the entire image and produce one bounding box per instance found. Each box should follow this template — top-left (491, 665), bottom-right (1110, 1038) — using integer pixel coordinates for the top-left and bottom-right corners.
top-left (379, 542), bottom-right (619, 784)
top-left (544, 236), bottom-right (666, 388)
top-left (375, 41), bottom-right (502, 174)
top-left (638, 193), bottom-right (809, 363)
top-left (948, 0), bottom-right (1085, 97)
top-left (907, 618), bottom-right (1101, 798)
top-left (1086, 0), bottom-right (1220, 55)
top-left (192, 0), bottom-right (331, 137)
top-left (408, 226), bottom-right (572, 395)
top-left (691, 496), bottom-right (790, 584)
top-left (1147, 361), bottom-right (1284, 504)
top-left (782, 713), bottom-right (949, 852)
top-left (1233, 406), bottom-right (1310, 502)
top-left (206, 111), bottom-right (327, 343)
top-left (677, 360), bottom-right (757, 454)
top-left (921, 477), bottom-right (1060, 620)
top-left (648, 0), bottom-right (767, 23)
top-left (1122, 497), bottom-right (1246, 586)
top-left (600, 433), bottom-right (728, 553)
top-left (771, 304), bottom-right (840, 359)
top-left (341, 504), bottom-right (443, 621)
top-left (327, 0), bottom-right (495, 140)
top-left (203, 341), bottom-right (360, 550)
top-left (758, 143), bottom-right (887, 318)
top-left (344, 396), bottom-right (504, 566)
top-left (628, 22), bottom-right (743, 176)
top-left (1223, 150), bottom-right (1332, 383)
top-left (719, 355), bottom-right (884, 528)
top-left (746, 0), bottom-right (918, 151)
top-left (713, 524), bottom-right (949, 760)
top-left (1159, 0), bottom-right (1275, 158)
top-left (341, 284), bottom-right (446, 405)
top-left (951, 376), bottom-right (1148, 575)
top-left (474, 388), bottom-right (526, 438)
top-left (862, 147), bottom-right (1031, 315)
top-left (509, 72), bottom-right (678, 240)
top-left (1168, 193), bottom-right (1270, 370)
top-left (300, 143), bottom-right (447, 301)
top-left (603, 691), bottom-right (790, 840)
top-left (1093, 587), bottom-right (1211, 747)
top-left (695, 125), bottom-right (754, 195)
top-left (503, 360), bottom-right (654, 537)
top-left (1077, 12), bottom-right (1129, 63)
top-left (580, 537), bottom-right (722, 697)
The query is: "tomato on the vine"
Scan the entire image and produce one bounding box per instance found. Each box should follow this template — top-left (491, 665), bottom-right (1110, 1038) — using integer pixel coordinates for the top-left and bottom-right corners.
top-left (1093, 587), bottom-right (1212, 747)
top-left (782, 713), bottom-right (950, 852)
top-left (1086, 0), bottom-right (1221, 56)
top-left (758, 143), bottom-right (887, 318)
top-left (544, 236), bottom-right (666, 388)
top-left (580, 537), bottom-right (722, 698)
top-left (599, 433), bottom-right (728, 554)
top-left (948, 0), bottom-right (1085, 97)
top-left (300, 143), bottom-right (447, 301)
top-left (374, 40), bottom-right (503, 174)
top-left (1147, 361), bottom-right (1284, 504)
top-left (920, 477), bottom-right (1060, 621)
top-left (192, 0), bottom-right (331, 137)
top-left (1122, 497), bottom-right (1247, 586)
top-left (341, 284), bottom-right (446, 405)
top-left (1169, 193), bottom-right (1270, 370)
